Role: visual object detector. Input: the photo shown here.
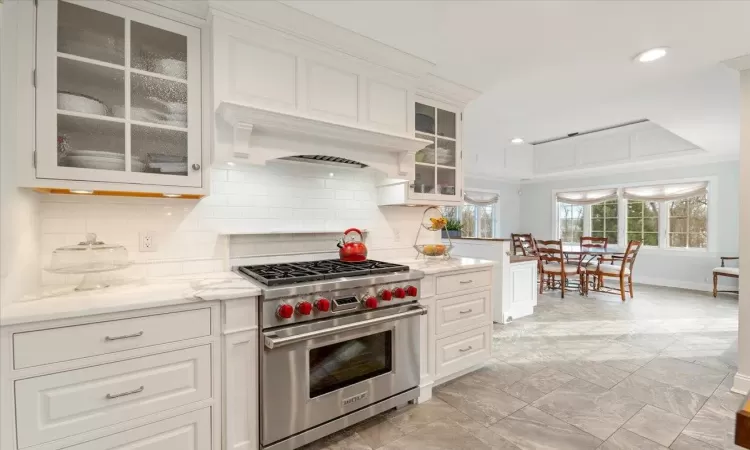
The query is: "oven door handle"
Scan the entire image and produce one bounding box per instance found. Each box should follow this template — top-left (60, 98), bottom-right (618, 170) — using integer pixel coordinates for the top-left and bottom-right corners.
top-left (263, 305), bottom-right (426, 349)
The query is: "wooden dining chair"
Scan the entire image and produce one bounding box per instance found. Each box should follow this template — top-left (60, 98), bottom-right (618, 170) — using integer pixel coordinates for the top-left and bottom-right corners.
top-left (535, 239), bottom-right (580, 298)
top-left (585, 240), bottom-right (642, 301)
top-left (511, 233), bottom-right (537, 256)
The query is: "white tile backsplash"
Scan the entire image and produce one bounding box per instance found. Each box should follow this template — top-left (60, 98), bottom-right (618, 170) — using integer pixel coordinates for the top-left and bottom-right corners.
top-left (34, 161), bottom-right (435, 289)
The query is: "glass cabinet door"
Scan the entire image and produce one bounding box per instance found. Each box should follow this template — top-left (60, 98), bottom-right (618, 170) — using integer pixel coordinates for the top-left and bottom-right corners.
top-left (412, 101), bottom-right (459, 198)
top-left (36, 0), bottom-right (201, 187)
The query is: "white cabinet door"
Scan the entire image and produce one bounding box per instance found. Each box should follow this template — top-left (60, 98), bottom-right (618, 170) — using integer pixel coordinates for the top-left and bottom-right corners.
top-left (63, 408), bottom-right (211, 450)
top-left (507, 262), bottom-right (538, 321)
top-left (409, 96), bottom-right (462, 204)
top-left (36, 0), bottom-right (203, 188)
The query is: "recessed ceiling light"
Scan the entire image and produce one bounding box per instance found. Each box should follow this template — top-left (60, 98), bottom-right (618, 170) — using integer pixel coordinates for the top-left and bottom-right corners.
top-left (227, 162), bottom-right (236, 166)
top-left (635, 47), bottom-right (668, 63)
top-left (510, 137), bottom-right (524, 144)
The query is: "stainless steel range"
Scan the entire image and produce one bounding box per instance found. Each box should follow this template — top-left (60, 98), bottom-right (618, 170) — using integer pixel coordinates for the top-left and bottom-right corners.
top-left (235, 259), bottom-right (425, 450)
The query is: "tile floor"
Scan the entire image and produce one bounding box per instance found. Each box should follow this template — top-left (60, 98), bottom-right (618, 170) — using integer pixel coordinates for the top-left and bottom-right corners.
top-left (300, 285), bottom-right (743, 450)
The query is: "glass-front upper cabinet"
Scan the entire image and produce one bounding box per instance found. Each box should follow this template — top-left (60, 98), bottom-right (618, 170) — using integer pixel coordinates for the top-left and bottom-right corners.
top-left (412, 98), bottom-right (461, 202)
top-left (35, 0), bottom-right (202, 188)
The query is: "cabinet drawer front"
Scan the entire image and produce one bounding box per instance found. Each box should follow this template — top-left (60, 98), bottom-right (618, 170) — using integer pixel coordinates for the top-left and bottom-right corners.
top-left (15, 346), bottom-right (211, 448)
top-left (435, 290), bottom-right (490, 337)
top-left (435, 327), bottom-right (491, 379)
top-left (62, 408), bottom-right (211, 450)
top-left (13, 308), bottom-right (211, 369)
top-left (436, 270), bottom-right (491, 295)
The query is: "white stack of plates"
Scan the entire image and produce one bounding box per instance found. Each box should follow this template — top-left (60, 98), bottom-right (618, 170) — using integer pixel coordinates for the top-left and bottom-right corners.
top-left (64, 150), bottom-right (145, 172)
top-left (58, 92), bottom-right (108, 116)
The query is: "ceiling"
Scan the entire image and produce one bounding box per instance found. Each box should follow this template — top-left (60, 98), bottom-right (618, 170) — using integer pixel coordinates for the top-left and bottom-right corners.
top-left (281, 0), bottom-right (749, 176)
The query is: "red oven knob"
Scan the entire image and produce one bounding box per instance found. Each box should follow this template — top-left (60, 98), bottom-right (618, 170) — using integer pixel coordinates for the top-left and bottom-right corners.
top-left (379, 289), bottom-right (393, 301)
top-left (276, 304), bottom-right (294, 319)
top-left (315, 298), bottom-right (331, 312)
top-left (406, 285), bottom-right (418, 297)
top-left (393, 287), bottom-right (406, 299)
top-left (364, 296), bottom-right (379, 309)
top-left (296, 301), bottom-right (313, 315)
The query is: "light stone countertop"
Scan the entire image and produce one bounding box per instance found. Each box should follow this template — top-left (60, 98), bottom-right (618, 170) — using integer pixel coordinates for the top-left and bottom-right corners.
top-left (394, 257), bottom-right (496, 275)
top-left (1, 272), bottom-right (261, 327)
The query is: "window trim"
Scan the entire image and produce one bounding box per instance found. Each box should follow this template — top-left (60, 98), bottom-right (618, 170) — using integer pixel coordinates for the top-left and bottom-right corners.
top-left (551, 176), bottom-right (717, 252)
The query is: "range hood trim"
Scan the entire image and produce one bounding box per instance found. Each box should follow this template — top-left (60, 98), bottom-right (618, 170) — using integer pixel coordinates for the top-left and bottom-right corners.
top-left (216, 101), bottom-right (430, 179)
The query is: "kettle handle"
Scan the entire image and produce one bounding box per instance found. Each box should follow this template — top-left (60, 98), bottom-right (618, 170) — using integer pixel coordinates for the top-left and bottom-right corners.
top-left (343, 228), bottom-right (363, 241)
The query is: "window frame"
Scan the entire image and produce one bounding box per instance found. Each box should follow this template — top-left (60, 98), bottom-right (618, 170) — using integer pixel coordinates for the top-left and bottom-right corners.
top-left (442, 202), bottom-right (497, 239)
top-left (552, 177), bottom-right (716, 253)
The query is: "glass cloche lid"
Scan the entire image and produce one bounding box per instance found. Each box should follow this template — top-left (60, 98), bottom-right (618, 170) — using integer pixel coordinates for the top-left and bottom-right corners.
top-left (46, 233), bottom-right (130, 291)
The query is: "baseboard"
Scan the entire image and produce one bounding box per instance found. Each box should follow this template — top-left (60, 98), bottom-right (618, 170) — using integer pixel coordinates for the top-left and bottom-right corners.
top-left (635, 276), bottom-right (736, 293)
top-left (732, 372), bottom-right (750, 395)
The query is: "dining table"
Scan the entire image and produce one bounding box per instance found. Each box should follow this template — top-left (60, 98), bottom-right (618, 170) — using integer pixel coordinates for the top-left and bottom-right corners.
top-left (558, 245), bottom-right (623, 295)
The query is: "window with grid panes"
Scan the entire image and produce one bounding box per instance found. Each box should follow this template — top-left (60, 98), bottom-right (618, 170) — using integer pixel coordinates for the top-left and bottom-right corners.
top-left (590, 199), bottom-right (619, 243)
top-left (626, 200), bottom-right (659, 246)
top-left (440, 204), bottom-right (496, 238)
top-left (668, 194), bottom-right (707, 248)
top-left (558, 203), bottom-right (584, 244)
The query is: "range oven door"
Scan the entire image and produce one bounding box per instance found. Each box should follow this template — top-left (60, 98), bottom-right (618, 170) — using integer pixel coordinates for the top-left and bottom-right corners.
top-left (261, 304), bottom-right (424, 447)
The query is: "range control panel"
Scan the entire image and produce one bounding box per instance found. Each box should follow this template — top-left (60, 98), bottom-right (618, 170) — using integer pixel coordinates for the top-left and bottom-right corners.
top-left (262, 281), bottom-right (421, 328)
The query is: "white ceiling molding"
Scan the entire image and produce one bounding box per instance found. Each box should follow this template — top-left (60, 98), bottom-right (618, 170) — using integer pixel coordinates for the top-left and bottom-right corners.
top-left (216, 101), bottom-right (429, 179)
top-left (209, 0), bottom-right (435, 82)
top-left (418, 74), bottom-right (482, 108)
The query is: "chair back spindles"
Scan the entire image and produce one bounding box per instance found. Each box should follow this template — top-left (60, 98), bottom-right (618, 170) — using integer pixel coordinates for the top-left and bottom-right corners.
top-left (512, 233), bottom-right (538, 256)
top-left (535, 239), bottom-right (565, 266)
top-left (621, 240), bottom-right (642, 274)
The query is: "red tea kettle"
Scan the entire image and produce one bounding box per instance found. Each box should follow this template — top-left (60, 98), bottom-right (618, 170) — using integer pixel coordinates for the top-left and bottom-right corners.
top-left (337, 228), bottom-right (367, 262)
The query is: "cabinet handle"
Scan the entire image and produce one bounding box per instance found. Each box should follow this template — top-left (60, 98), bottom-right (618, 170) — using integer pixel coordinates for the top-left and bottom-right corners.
top-left (104, 331), bottom-right (143, 341)
top-left (459, 346), bottom-right (473, 353)
top-left (192, 163), bottom-right (201, 171)
top-left (459, 309), bottom-right (473, 314)
top-left (106, 385), bottom-right (144, 400)
top-left (459, 280), bottom-right (473, 284)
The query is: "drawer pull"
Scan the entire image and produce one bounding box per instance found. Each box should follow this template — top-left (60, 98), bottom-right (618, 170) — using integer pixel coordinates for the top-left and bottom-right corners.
top-left (105, 385), bottom-right (144, 400)
top-left (459, 280), bottom-right (473, 284)
top-left (104, 331), bottom-right (143, 341)
top-left (459, 309), bottom-right (473, 314)
top-left (459, 346), bottom-right (473, 353)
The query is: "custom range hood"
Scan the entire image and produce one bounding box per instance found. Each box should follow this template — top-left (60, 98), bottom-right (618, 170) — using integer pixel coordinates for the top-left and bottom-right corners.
top-left (215, 101), bottom-right (431, 179)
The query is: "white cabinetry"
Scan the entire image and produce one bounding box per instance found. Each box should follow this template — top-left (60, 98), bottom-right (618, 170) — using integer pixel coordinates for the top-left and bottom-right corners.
top-left (418, 267), bottom-right (493, 401)
top-left (504, 261), bottom-right (538, 323)
top-left (12, 0), bottom-right (209, 196)
top-left (377, 97), bottom-right (464, 206)
top-left (0, 303), bottom-right (225, 450)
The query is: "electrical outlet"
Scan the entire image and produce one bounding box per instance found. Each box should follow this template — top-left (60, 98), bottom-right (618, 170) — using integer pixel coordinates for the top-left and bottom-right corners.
top-left (139, 232), bottom-right (157, 252)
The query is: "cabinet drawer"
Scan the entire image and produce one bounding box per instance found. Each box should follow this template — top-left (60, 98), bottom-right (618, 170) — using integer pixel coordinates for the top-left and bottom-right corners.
top-left (15, 346), bottom-right (211, 448)
top-left (435, 290), bottom-right (491, 337)
top-left (436, 269), bottom-right (491, 295)
top-left (62, 408), bottom-right (211, 450)
top-left (13, 308), bottom-right (211, 369)
top-left (435, 327), bottom-right (491, 379)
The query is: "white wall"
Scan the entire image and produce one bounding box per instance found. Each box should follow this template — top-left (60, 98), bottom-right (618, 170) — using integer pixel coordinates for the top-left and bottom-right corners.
top-left (735, 69), bottom-right (750, 395)
top-left (0, 0), bottom-right (41, 306)
top-left (31, 162), bottom-right (428, 294)
top-left (464, 176), bottom-right (521, 237)
top-left (519, 161), bottom-right (739, 292)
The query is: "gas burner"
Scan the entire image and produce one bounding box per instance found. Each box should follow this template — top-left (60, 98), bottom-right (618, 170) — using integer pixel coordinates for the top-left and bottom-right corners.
top-left (238, 259), bottom-right (409, 287)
